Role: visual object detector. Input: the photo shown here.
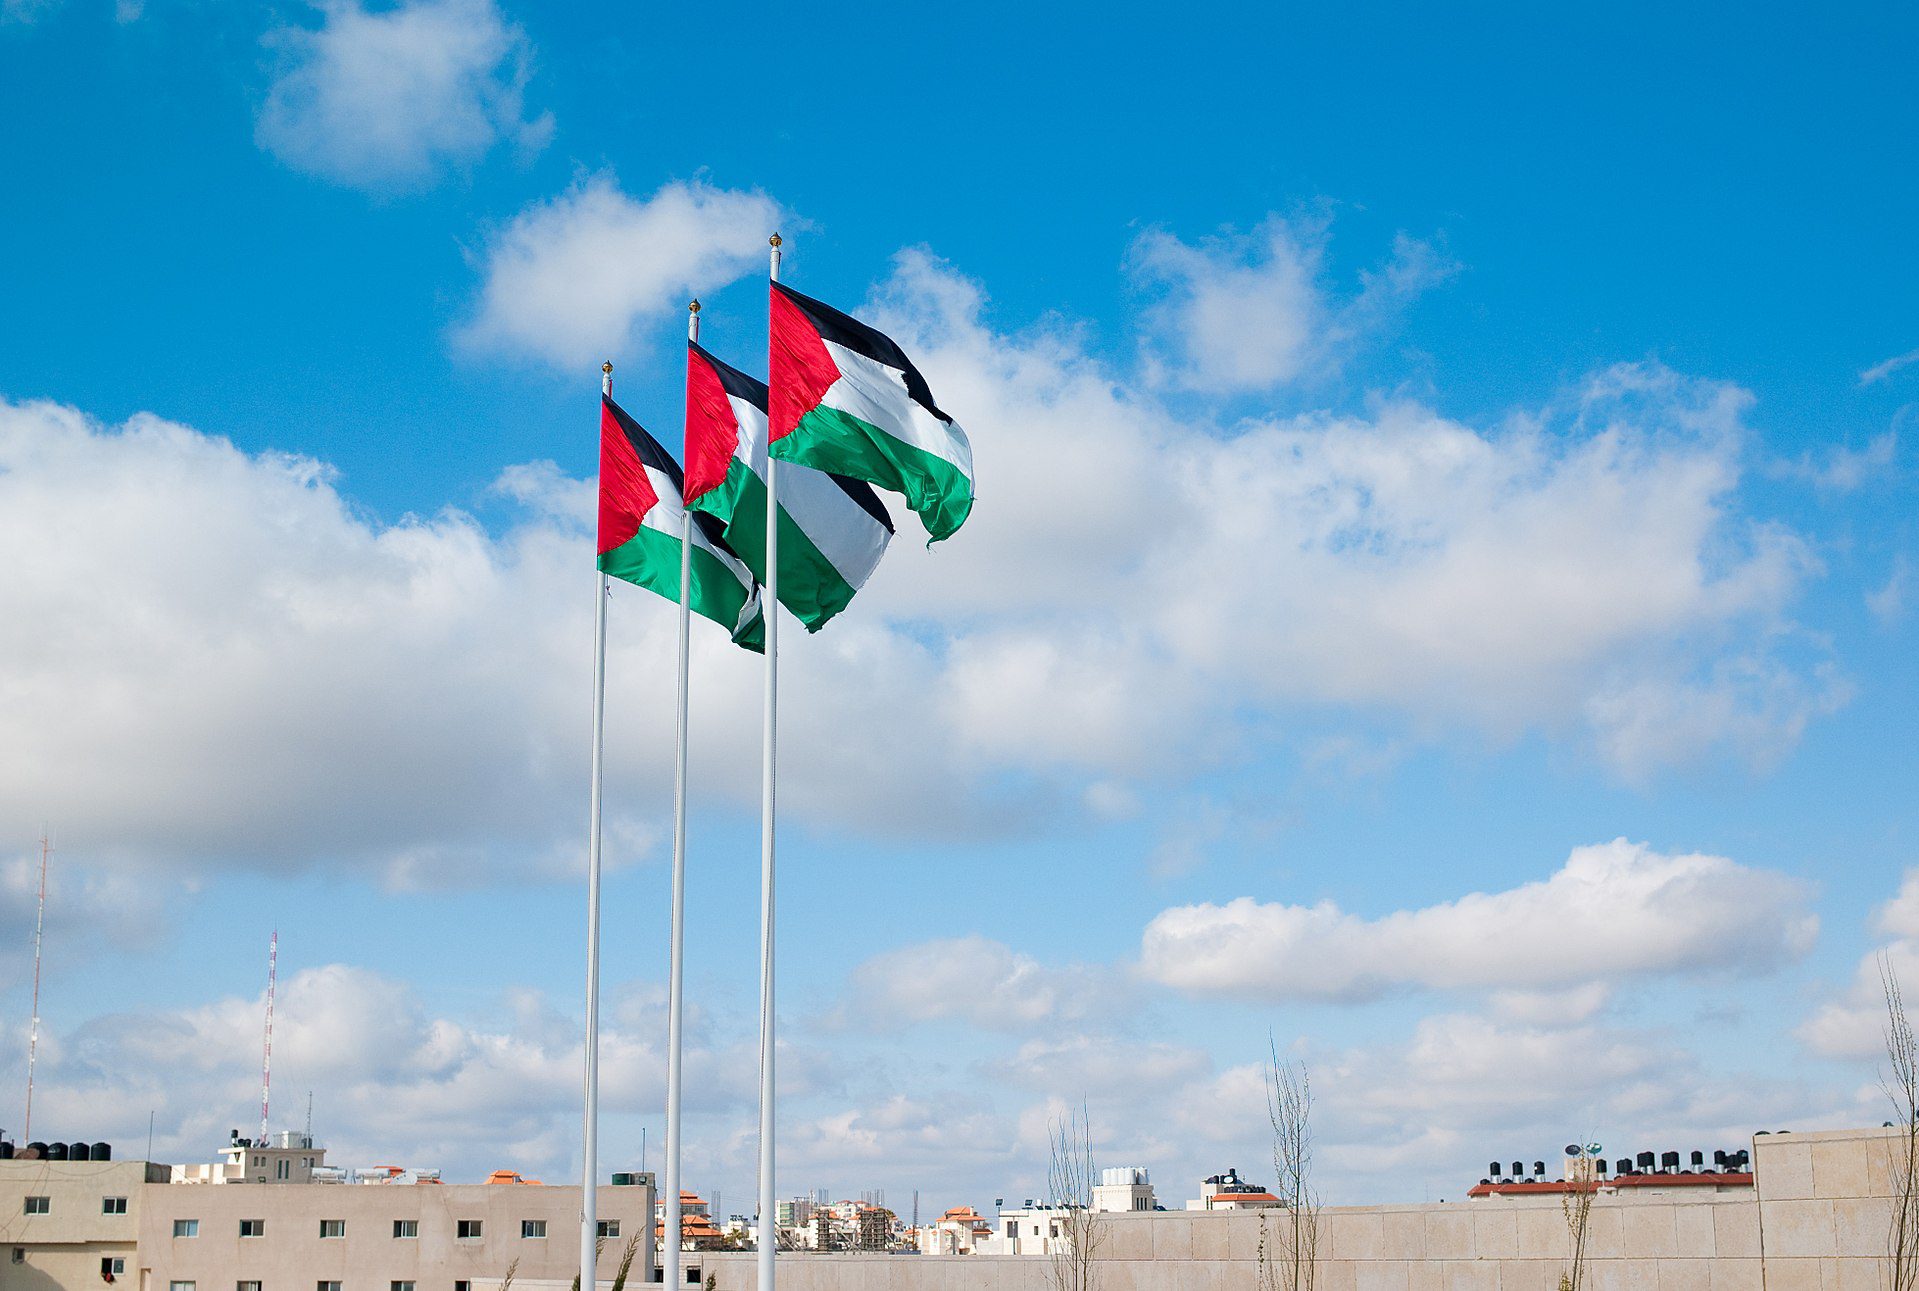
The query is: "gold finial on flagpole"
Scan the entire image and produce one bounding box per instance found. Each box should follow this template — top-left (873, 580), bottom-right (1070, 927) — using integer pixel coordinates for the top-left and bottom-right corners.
top-left (688, 299), bottom-right (701, 314)
top-left (602, 361), bottom-right (613, 375)
top-left (769, 232), bottom-right (782, 248)
top-left (601, 360), bottom-right (613, 396)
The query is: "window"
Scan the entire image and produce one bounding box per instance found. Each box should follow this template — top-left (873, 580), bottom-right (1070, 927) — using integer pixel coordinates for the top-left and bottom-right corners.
top-left (103, 1196), bottom-right (129, 1215)
top-left (101, 1258), bottom-right (126, 1276)
top-left (276, 1159), bottom-right (290, 1180)
top-left (239, 1218), bottom-right (265, 1237)
top-left (455, 1283), bottom-right (471, 1291)
top-left (12, 1248), bottom-right (25, 1263)
top-left (22, 1196), bottom-right (49, 1215)
top-left (238, 1283), bottom-right (262, 1291)
top-left (170, 1283), bottom-right (196, 1291)
top-left (319, 1283), bottom-right (342, 1291)
top-left (320, 1219), bottom-right (346, 1238)
top-left (174, 1219), bottom-right (199, 1238)
top-left (522, 1219), bottom-right (548, 1238)
top-left (393, 1218), bottom-right (418, 1238)
top-left (456, 1219), bottom-right (483, 1239)
top-left (391, 1283), bottom-right (415, 1291)
top-left (597, 1219), bottom-right (620, 1239)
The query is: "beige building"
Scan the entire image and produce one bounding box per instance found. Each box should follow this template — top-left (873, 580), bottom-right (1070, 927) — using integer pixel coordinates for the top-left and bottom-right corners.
top-left (135, 1174), bottom-right (656, 1290)
top-left (0, 1137), bottom-right (654, 1291)
top-left (1, 1157), bottom-right (167, 1287)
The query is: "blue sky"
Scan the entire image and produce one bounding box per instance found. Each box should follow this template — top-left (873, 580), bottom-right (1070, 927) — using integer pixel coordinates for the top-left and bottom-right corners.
top-left (2, 0), bottom-right (1917, 1216)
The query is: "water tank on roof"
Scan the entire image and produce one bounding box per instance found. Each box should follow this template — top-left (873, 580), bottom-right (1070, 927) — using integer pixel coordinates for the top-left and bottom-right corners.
top-left (1615, 1159), bottom-right (1631, 1176)
top-left (1636, 1151), bottom-right (1655, 1170)
top-left (0, 1140), bottom-right (12, 1160)
top-left (1533, 1161), bottom-right (1545, 1176)
top-left (1660, 1151), bottom-right (1680, 1171)
top-left (1690, 1151), bottom-right (1704, 1168)
top-left (1488, 1161), bottom-right (1501, 1177)
top-left (1510, 1161), bottom-right (1523, 1177)
top-left (93, 1143), bottom-right (111, 1162)
top-left (46, 1142), bottom-right (68, 1161)
top-left (69, 1142), bottom-right (91, 1161)
top-left (26, 1141), bottom-right (48, 1160)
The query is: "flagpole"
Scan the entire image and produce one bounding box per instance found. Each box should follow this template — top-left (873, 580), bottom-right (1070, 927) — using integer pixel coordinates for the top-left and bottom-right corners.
top-left (662, 302), bottom-right (701, 1291)
top-left (581, 359), bottom-right (613, 1291)
top-left (756, 231), bottom-right (783, 1291)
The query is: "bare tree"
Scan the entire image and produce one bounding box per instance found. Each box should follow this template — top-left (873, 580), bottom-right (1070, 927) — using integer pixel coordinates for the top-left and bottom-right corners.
top-left (1885, 958), bottom-right (1919, 1291)
top-left (1560, 1150), bottom-right (1598, 1291)
top-left (1048, 1102), bottom-right (1107, 1291)
top-left (1259, 1044), bottom-right (1320, 1291)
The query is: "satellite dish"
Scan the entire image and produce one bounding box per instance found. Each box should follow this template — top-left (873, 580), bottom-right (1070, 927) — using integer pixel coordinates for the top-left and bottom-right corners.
top-left (1563, 1144), bottom-right (1580, 1156)
top-left (1588, 1143), bottom-right (1602, 1155)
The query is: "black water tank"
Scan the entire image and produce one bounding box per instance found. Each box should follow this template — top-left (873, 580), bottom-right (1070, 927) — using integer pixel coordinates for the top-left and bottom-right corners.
top-left (26, 1141), bottom-right (48, 1159)
top-left (1533, 1161), bottom-right (1546, 1176)
top-left (1636, 1151), bottom-right (1655, 1170)
top-left (69, 1142), bottom-right (91, 1162)
top-left (1661, 1151), bottom-right (1680, 1171)
top-left (1510, 1161), bottom-right (1523, 1177)
top-left (46, 1142), bottom-right (68, 1161)
top-left (0, 1140), bottom-right (12, 1160)
top-left (1595, 1159), bottom-right (1609, 1175)
top-left (1713, 1150), bottom-right (1727, 1167)
top-left (92, 1143), bottom-right (111, 1162)
top-left (1615, 1159), bottom-right (1631, 1176)
top-left (1488, 1161), bottom-right (1501, 1176)
top-left (1690, 1151), bottom-right (1705, 1168)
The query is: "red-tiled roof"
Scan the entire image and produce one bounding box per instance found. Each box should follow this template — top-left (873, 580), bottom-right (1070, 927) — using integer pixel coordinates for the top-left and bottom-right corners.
top-left (1466, 1172), bottom-right (1753, 1197)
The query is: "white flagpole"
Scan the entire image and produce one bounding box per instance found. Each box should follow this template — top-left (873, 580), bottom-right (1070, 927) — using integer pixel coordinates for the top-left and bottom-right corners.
top-left (581, 359), bottom-right (613, 1291)
top-left (663, 302), bottom-right (700, 1290)
top-left (756, 232), bottom-right (783, 1291)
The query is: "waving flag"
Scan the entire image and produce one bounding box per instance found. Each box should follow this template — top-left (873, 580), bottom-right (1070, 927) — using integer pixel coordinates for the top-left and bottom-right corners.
top-left (768, 281), bottom-right (975, 542)
top-left (598, 395), bottom-right (764, 651)
top-left (683, 342), bottom-right (893, 631)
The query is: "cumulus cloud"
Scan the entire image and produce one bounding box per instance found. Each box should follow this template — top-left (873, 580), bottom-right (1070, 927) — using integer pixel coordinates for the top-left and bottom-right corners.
top-left (838, 936), bottom-right (1123, 1033)
top-left (257, 0), bottom-right (552, 191)
top-left (459, 176), bottom-right (783, 368)
top-left (13, 962), bottom-right (764, 1179)
top-left (860, 252), bottom-right (1832, 780)
top-left (0, 397), bottom-right (1055, 885)
top-left (1129, 216), bottom-right (1453, 393)
top-left (1139, 838), bottom-right (1817, 1003)
top-left (1800, 870), bottom-right (1919, 1060)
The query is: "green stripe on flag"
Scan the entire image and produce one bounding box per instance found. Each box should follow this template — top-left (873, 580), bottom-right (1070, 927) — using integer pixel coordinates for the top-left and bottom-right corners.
top-left (597, 524), bottom-right (765, 652)
top-left (691, 457), bottom-right (862, 631)
top-left (773, 406), bottom-right (973, 543)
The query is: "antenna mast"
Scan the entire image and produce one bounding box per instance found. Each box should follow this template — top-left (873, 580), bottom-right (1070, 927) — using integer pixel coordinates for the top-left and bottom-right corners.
top-left (23, 832), bottom-right (50, 1142)
top-left (259, 930), bottom-right (277, 1142)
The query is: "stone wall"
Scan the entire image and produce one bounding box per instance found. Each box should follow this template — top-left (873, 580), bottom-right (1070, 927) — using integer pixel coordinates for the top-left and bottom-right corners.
top-left (687, 1126), bottom-right (1903, 1291)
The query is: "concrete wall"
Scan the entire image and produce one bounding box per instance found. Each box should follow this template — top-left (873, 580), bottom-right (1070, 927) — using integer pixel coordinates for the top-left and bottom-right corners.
top-left (690, 1127), bottom-right (1903, 1291)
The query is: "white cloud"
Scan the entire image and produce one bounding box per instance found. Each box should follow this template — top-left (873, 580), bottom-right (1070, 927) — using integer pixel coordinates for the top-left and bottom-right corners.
top-left (1800, 870), bottom-right (1919, 1060)
top-left (11, 962), bottom-right (762, 1179)
top-left (257, 0), bottom-right (552, 191)
top-left (1139, 838), bottom-right (1817, 1003)
top-left (1129, 216), bottom-right (1453, 393)
top-left (0, 397), bottom-right (1045, 885)
top-left (459, 175), bottom-right (782, 369)
top-left (1869, 556), bottom-right (1911, 624)
top-left (861, 253), bottom-right (1832, 781)
top-left (1862, 349), bottom-right (1919, 386)
top-left (1772, 432), bottom-right (1899, 492)
top-left (839, 936), bottom-right (1122, 1033)
top-left (0, 850), bottom-right (167, 992)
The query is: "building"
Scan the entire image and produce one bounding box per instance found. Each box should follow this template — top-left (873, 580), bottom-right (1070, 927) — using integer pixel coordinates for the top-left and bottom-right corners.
top-left (1467, 1145), bottom-right (1756, 1199)
top-left (656, 1190), bottom-right (727, 1250)
top-left (1186, 1167), bottom-right (1284, 1211)
top-left (1091, 1167), bottom-right (1156, 1213)
top-left (0, 1131), bottom-right (656, 1291)
top-left (0, 1155), bottom-right (165, 1285)
top-left (911, 1205), bottom-right (993, 1256)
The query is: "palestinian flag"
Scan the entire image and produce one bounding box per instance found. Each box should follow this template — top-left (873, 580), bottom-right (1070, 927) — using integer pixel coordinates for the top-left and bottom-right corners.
top-left (598, 395), bottom-right (764, 652)
top-left (684, 342), bottom-right (893, 632)
top-left (768, 281), bottom-right (975, 543)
